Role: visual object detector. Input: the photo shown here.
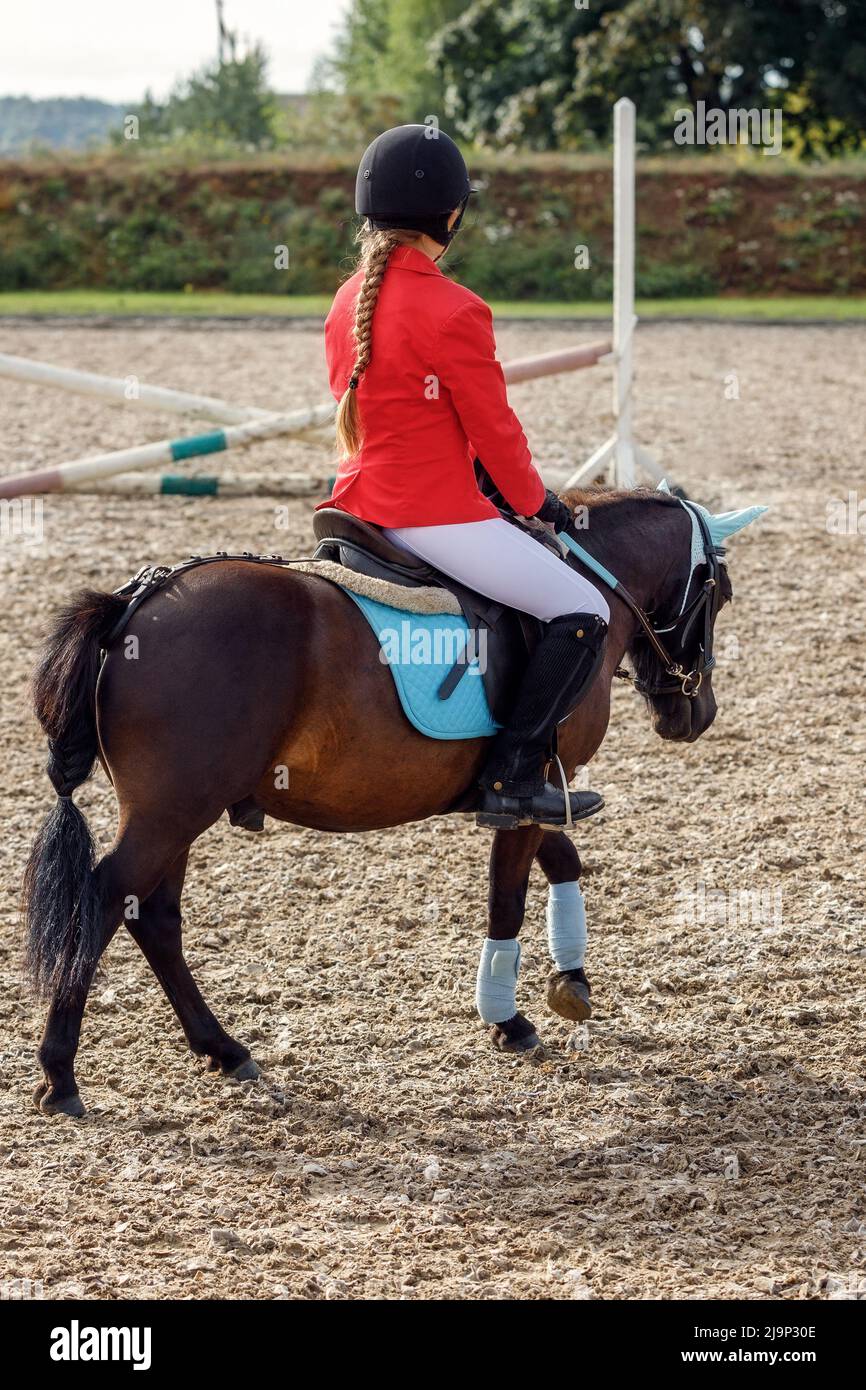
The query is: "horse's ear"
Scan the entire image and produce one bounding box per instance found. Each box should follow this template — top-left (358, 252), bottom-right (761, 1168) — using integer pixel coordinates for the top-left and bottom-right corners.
top-left (707, 506), bottom-right (768, 545)
top-left (656, 478), bottom-right (672, 493)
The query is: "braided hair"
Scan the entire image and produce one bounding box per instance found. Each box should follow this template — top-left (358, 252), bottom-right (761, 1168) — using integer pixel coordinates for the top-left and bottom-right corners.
top-left (334, 226), bottom-right (417, 460)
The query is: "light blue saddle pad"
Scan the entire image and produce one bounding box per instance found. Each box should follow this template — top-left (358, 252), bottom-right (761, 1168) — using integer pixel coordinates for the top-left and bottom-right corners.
top-left (344, 591), bottom-right (501, 740)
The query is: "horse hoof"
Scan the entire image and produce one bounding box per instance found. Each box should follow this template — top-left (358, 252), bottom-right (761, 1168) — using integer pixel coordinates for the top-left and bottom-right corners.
top-left (547, 968), bottom-right (592, 1022)
top-left (490, 1013), bottom-right (543, 1054)
top-left (224, 1058), bottom-right (260, 1082)
top-left (34, 1083), bottom-right (85, 1118)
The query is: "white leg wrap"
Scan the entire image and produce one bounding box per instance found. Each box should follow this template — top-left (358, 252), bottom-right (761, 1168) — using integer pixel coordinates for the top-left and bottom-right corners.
top-left (546, 881), bottom-right (586, 971)
top-left (475, 938), bottom-right (520, 1024)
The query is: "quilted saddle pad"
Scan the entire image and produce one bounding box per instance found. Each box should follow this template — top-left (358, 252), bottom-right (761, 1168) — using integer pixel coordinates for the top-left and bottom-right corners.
top-left (344, 591), bottom-right (501, 741)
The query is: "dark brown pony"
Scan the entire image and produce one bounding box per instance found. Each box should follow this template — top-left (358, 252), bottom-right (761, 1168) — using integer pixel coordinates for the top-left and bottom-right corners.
top-left (23, 488), bottom-right (730, 1116)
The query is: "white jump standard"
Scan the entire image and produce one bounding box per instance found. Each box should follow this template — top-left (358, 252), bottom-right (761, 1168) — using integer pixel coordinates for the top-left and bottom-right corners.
top-left (566, 97), bottom-right (662, 492)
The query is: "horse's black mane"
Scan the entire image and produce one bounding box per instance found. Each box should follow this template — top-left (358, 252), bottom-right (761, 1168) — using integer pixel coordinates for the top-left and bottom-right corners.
top-left (560, 485), bottom-right (685, 579)
top-left (560, 484), bottom-right (681, 514)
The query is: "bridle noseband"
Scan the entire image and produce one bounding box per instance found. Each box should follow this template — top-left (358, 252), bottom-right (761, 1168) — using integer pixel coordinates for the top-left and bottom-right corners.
top-left (561, 502), bottom-right (724, 702)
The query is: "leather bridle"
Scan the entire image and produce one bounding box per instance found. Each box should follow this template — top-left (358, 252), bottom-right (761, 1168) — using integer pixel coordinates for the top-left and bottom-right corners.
top-left (561, 502), bottom-right (724, 702)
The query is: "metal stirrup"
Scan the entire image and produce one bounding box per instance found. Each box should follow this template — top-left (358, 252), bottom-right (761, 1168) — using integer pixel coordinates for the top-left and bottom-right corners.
top-left (552, 753), bottom-right (574, 830)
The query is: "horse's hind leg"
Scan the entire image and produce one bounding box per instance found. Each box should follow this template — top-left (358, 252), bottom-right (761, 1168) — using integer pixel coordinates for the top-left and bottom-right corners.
top-left (34, 909), bottom-right (121, 1117)
top-left (126, 851), bottom-right (258, 1081)
top-left (479, 825), bottom-right (544, 1054)
top-left (535, 831), bottom-right (592, 1023)
top-left (35, 821), bottom-right (186, 1117)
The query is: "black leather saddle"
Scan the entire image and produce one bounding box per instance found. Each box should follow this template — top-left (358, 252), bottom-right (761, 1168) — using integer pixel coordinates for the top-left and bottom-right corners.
top-left (312, 507), bottom-right (541, 725)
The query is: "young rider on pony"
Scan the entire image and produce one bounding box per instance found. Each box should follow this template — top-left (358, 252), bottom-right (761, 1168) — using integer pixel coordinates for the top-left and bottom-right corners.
top-left (320, 124), bottom-right (610, 830)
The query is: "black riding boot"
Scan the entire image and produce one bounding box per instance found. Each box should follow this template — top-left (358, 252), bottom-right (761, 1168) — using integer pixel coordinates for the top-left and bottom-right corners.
top-left (476, 612), bottom-right (608, 829)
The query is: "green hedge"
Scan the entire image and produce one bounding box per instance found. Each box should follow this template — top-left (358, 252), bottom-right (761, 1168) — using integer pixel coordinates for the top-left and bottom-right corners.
top-left (1, 154), bottom-right (864, 298)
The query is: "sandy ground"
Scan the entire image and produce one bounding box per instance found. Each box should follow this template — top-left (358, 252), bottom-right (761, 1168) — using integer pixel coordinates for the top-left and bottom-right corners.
top-left (0, 319), bottom-right (864, 1301)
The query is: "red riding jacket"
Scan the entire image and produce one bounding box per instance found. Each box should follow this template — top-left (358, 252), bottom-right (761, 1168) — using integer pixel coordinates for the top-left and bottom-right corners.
top-left (319, 244), bottom-right (545, 526)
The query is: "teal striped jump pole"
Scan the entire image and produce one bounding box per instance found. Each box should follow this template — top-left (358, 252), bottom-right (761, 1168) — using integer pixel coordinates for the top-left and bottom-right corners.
top-left (67, 471), bottom-right (324, 497)
top-left (0, 403), bottom-right (337, 500)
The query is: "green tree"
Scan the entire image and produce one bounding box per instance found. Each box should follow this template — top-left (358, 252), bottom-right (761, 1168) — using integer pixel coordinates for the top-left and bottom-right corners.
top-left (325, 0), bottom-right (472, 121)
top-left (431, 0), bottom-right (866, 153)
top-left (126, 44), bottom-right (279, 149)
top-left (431, 0), bottom-right (602, 149)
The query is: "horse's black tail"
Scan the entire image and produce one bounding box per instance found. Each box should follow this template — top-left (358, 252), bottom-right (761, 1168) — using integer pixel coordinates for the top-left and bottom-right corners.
top-left (23, 590), bottom-right (129, 1002)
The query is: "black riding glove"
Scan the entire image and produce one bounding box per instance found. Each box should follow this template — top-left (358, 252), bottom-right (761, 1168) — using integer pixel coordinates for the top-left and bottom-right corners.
top-left (534, 489), bottom-right (573, 534)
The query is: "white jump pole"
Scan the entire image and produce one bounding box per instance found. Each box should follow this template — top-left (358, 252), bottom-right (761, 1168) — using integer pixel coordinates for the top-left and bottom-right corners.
top-left (0, 353), bottom-right (274, 425)
top-left (503, 339), bottom-right (611, 384)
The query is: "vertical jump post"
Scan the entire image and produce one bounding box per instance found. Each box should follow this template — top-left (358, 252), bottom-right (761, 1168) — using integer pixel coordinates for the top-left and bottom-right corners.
top-left (564, 97), bottom-right (662, 492)
top-left (612, 95), bottom-right (636, 488)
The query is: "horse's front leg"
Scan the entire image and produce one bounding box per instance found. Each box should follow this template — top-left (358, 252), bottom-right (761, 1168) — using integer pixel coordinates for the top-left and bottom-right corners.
top-left (535, 831), bottom-right (592, 1023)
top-left (478, 825), bottom-right (545, 1053)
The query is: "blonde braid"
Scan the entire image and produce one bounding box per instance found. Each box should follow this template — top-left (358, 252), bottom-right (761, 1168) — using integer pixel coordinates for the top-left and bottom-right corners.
top-left (334, 229), bottom-right (402, 459)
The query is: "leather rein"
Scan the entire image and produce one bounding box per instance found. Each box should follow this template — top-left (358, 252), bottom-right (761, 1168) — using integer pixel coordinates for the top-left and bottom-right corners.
top-left (560, 502), bottom-right (723, 701)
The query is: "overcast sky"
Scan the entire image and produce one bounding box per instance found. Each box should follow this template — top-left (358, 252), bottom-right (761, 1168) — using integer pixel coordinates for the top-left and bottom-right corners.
top-left (0, 0), bottom-right (352, 102)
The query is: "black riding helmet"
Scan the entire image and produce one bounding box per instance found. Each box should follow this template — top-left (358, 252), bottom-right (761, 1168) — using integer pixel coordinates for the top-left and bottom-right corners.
top-left (355, 124), bottom-right (471, 249)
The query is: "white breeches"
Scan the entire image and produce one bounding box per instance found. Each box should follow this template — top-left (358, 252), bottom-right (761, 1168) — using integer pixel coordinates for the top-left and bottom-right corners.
top-left (383, 518), bottom-right (610, 624)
